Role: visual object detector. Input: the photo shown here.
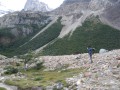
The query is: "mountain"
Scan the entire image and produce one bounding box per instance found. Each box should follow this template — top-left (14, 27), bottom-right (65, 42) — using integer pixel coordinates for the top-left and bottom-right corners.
top-left (100, 1), bottom-right (120, 30)
top-left (0, 3), bottom-right (14, 17)
top-left (0, 11), bottom-right (51, 47)
top-left (0, 0), bottom-right (120, 57)
top-left (24, 0), bottom-right (51, 12)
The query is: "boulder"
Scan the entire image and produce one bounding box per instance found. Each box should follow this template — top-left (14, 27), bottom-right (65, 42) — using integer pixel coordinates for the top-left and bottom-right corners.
top-left (99, 49), bottom-right (108, 54)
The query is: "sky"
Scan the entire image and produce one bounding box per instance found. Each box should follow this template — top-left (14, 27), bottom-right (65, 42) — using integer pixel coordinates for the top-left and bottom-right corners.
top-left (0, 0), bottom-right (64, 11)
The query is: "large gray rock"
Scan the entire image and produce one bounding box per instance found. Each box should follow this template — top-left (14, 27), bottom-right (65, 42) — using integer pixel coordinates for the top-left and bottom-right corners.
top-left (99, 49), bottom-right (108, 54)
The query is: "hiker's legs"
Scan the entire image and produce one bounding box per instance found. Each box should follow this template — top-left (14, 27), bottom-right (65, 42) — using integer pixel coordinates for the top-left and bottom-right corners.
top-left (89, 54), bottom-right (93, 63)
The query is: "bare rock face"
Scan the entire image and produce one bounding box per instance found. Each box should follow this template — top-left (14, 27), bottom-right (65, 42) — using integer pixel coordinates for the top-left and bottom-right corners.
top-left (52, 0), bottom-right (119, 15)
top-left (52, 0), bottom-right (90, 15)
top-left (101, 2), bottom-right (120, 30)
top-left (24, 0), bottom-right (51, 12)
top-left (0, 11), bottom-right (51, 45)
top-left (50, 0), bottom-right (120, 38)
top-left (0, 11), bottom-right (50, 28)
top-left (89, 0), bottom-right (111, 11)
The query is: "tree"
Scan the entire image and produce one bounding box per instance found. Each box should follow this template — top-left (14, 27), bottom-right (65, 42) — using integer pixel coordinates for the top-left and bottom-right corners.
top-left (20, 50), bottom-right (35, 70)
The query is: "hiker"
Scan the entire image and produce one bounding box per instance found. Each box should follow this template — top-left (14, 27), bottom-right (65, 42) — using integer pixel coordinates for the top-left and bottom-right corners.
top-left (87, 46), bottom-right (95, 63)
top-left (24, 63), bottom-right (28, 71)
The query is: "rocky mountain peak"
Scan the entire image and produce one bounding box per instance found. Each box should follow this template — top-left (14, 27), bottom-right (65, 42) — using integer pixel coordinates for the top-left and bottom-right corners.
top-left (24, 0), bottom-right (51, 12)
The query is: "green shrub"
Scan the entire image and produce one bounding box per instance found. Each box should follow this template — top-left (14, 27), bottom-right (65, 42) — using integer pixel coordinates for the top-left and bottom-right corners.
top-left (4, 66), bottom-right (18, 74)
top-left (0, 87), bottom-right (6, 90)
top-left (34, 76), bottom-right (44, 81)
top-left (34, 62), bottom-right (44, 70)
top-left (0, 28), bottom-right (15, 38)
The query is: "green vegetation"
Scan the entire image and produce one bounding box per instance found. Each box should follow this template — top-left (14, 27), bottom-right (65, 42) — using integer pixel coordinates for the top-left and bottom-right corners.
top-left (0, 87), bottom-right (6, 90)
top-left (0, 17), bottom-right (63, 57)
top-left (5, 68), bottom-right (86, 89)
top-left (13, 17), bottom-right (63, 55)
top-left (1, 16), bottom-right (120, 56)
top-left (0, 28), bottom-right (15, 38)
top-left (34, 62), bottom-right (44, 70)
top-left (20, 51), bottom-right (35, 64)
top-left (0, 20), bottom-right (50, 57)
top-left (4, 66), bottom-right (18, 74)
top-left (42, 17), bottom-right (120, 55)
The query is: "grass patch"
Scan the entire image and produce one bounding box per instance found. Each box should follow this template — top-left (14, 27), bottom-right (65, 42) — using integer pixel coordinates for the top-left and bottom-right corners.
top-left (0, 87), bottom-right (6, 90)
top-left (42, 16), bottom-right (120, 55)
top-left (5, 68), bottom-right (86, 89)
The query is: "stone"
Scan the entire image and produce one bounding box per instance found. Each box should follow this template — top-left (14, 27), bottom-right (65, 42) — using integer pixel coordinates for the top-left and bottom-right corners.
top-left (99, 49), bottom-right (108, 54)
top-left (116, 57), bottom-right (120, 60)
top-left (32, 87), bottom-right (43, 90)
top-left (55, 82), bottom-right (63, 89)
top-left (76, 79), bottom-right (82, 85)
top-left (84, 72), bottom-right (92, 77)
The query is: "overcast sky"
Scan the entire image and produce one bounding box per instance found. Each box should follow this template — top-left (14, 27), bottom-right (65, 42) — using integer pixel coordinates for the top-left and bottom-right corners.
top-left (0, 0), bottom-right (64, 11)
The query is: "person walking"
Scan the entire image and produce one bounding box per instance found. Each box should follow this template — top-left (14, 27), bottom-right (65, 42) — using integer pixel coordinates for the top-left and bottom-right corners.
top-left (87, 46), bottom-right (95, 63)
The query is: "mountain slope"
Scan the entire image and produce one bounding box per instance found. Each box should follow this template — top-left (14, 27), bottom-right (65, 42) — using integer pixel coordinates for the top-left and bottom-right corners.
top-left (41, 16), bottom-right (120, 55)
top-left (12, 17), bottom-right (63, 56)
top-left (0, 11), bottom-right (51, 56)
top-left (0, 0), bottom-right (120, 57)
top-left (0, 17), bottom-right (63, 56)
top-left (100, 1), bottom-right (120, 30)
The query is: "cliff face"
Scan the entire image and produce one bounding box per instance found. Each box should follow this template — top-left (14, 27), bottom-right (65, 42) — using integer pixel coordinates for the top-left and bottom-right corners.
top-left (0, 11), bottom-right (51, 45)
top-left (101, 1), bottom-right (120, 30)
top-left (0, 11), bottom-right (50, 28)
top-left (52, 0), bottom-right (119, 15)
top-left (24, 0), bottom-right (51, 12)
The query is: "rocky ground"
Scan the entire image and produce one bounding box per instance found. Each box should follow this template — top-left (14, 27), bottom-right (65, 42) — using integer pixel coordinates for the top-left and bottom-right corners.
top-left (0, 49), bottom-right (120, 90)
top-left (39, 49), bottom-right (120, 90)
